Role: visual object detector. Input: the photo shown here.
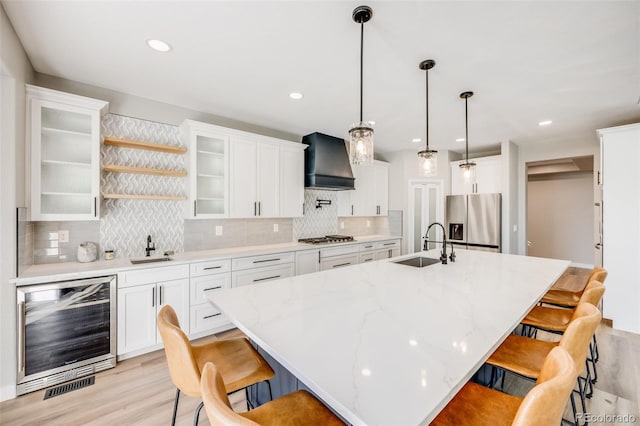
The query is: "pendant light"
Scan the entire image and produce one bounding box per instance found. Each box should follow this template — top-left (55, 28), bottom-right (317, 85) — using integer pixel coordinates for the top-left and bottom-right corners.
top-left (417, 59), bottom-right (438, 177)
top-left (349, 5), bottom-right (374, 165)
top-left (459, 91), bottom-right (476, 184)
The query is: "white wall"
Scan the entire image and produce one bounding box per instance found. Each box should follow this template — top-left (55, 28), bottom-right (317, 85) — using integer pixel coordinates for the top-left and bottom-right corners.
top-left (501, 141), bottom-right (519, 254)
top-left (517, 139), bottom-right (599, 256)
top-left (0, 3), bottom-right (35, 401)
top-left (527, 172), bottom-right (594, 265)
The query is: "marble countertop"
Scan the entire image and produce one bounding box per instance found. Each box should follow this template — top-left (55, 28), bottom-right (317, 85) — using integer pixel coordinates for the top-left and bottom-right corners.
top-left (207, 249), bottom-right (570, 426)
top-left (11, 234), bottom-right (401, 285)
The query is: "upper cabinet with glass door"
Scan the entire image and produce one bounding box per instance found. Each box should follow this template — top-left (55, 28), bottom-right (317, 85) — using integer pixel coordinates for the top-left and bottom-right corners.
top-left (182, 120), bottom-right (229, 218)
top-left (26, 85), bottom-right (108, 221)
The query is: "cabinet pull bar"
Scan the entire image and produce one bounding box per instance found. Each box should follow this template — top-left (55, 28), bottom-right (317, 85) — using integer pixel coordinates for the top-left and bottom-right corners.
top-left (253, 275), bottom-right (281, 282)
top-left (253, 258), bottom-right (280, 264)
top-left (159, 285), bottom-right (164, 305)
top-left (94, 197), bottom-right (97, 217)
top-left (351, 205), bottom-right (354, 215)
top-left (17, 302), bottom-right (25, 373)
top-left (383, 242), bottom-right (395, 246)
top-left (204, 313), bottom-right (222, 319)
top-left (204, 286), bottom-right (222, 291)
top-left (258, 201), bottom-right (261, 216)
top-left (194, 200), bottom-right (197, 216)
top-left (364, 245), bottom-right (373, 248)
top-left (152, 287), bottom-right (155, 307)
top-left (254, 201), bottom-right (257, 216)
top-left (333, 263), bottom-right (351, 268)
top-left (203, 266), bottom-right (222, 270)
top-left (364, 259), bottom-right (373, 262)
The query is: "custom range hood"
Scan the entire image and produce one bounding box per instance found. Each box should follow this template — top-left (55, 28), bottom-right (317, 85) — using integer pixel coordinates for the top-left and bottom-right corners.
top-left (302, 132), bottom-right (355, 190)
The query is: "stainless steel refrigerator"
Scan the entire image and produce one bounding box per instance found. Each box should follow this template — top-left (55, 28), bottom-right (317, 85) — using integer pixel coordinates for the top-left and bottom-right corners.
top-left (445, 193), bottom-right (501, 252)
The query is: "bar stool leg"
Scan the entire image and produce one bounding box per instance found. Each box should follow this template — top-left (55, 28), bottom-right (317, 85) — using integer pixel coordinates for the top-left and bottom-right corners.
top-left (193, 401), bottom-right (204, 426)
top-left (171, 388), bottom-right (180, 426)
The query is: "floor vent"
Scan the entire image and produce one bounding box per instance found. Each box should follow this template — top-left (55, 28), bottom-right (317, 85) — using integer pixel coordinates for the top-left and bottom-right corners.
top-left (43, 376), bottom-right (95, 400)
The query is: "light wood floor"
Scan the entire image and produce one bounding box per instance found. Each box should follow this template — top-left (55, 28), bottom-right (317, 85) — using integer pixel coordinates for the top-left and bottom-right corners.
top-left (1, 268), bottom-right (637, 426)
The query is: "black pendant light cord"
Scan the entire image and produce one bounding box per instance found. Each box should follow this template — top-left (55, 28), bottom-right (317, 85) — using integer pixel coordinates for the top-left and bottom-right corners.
top-left (425, 67), bottom-right (429, 151)
top-left (465, 96), bottom-right (469, 162)
top-left (359, 20), bottom-right (364, 122)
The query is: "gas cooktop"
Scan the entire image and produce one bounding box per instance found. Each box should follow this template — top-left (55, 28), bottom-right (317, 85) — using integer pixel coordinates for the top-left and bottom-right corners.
top-left (298, 235), bottom-right (355, 244)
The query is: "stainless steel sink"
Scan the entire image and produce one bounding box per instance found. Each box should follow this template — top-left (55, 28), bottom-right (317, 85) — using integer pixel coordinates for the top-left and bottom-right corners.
top-left (392, 256), bottom-right (440, 268)
top-left (130, 257), bottom-right (173, 265)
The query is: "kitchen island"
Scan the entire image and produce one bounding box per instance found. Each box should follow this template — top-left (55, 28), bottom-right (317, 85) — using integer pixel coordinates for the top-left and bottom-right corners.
top-left (207, 249), bottom-right (570, 426)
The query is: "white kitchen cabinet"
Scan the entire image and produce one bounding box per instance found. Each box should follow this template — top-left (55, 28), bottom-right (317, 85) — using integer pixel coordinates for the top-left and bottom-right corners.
top-left (232, 252), bottom-right (295, 287)
top-left (598, 123), bottom-right (640, 334)
top-left (280, 145), bottom-right (305, 217)
top-left (296, 249), bottom-right (320, 275)
top-left (320, 254), bottom-right (359, 270)
top-left (450, 155), bottom-right (502, 195)
top-left (373, 239), bottom-right (401, 260)
top-left (337, 160), bottom-right (389, 217)
top-left (189, 259), bottom-right (232, 337)
top-left (182, 120), bottom-right (229, 218)
top-left (117, 265), bottom-right (189, 357)
top-left (26, 85), bottom-right (108, 220)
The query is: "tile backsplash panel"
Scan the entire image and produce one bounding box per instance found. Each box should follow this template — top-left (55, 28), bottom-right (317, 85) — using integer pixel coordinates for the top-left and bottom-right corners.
top-left (184, 218), bottom-right (293, 251)
top-left (100, 114), bottom-right (184, 258)
top-left (292, 190), bottom-right (338, 238)
top-left (33, 221), bottom-right (100, 264)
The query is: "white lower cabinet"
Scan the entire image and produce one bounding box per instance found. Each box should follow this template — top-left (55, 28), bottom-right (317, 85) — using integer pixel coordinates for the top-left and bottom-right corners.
top-left (189, 259), bottom-right (232, 337)
top-left (232, 263), bottom-right (295, 287)
top-left (374, 240), bottom-right (401, 260)
top-left (296, 249), bottom-right (320, 275)
top-left (117, 265), bottom-right (189, 357)
top-left (321, 254), bottom-right (359, 270)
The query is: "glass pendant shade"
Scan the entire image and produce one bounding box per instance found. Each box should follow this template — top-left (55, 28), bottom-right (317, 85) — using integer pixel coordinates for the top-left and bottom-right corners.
top-left (418, 149), bottom-right (438, 177)
top-left (460, 161), bottom-right (476, 184)
top-left (349, 122), bottom-right (374, 165)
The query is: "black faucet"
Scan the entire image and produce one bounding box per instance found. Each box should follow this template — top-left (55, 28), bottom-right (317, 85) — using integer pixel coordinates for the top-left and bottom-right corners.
top-left (424, 222), bottom-right (455, 264)
top-left (145, 235), bottom-right (155, 257)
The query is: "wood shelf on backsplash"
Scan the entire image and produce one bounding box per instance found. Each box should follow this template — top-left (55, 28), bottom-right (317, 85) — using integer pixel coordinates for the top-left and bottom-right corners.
top-left (103, 136), bottom-right (187, 154)
top-left (103, 164), bottom-right (187, 177)
top-left (102, 193), bottom-right (187, 201)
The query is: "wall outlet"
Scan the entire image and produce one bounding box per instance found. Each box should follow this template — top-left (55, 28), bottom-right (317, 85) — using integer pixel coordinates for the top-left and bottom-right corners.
top-left (58, 230), bottom-right (69, 243)
top-left (366, 220), bottom-right (371, 228)
top-left (215, 226), bottom-right (223, 236)
top-left (273, 223), bottom-right (279, 232)
top-left (340, 221), bottom-right (345, 230)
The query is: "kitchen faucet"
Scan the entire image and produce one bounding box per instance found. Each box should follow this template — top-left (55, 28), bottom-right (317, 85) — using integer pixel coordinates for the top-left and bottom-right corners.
top-left (145, 235), bottom-right (155, 257)
top-left (424, 222), bottom-right (455, 264)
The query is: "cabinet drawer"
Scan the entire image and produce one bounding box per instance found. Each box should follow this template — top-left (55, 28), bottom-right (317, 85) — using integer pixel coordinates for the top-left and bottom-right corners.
top-left (189, 304), bottom-right (229, 335)
top-left (359, 242), bottom-right (376, 252)
top-left (232, 252), bottom-right (295, 271)
top-left (320, 254), bottom-right (359, 271)
top-left (190, 273), bottom-right (231, 305)
top-left (232, 264), bottom-right (294, 288)
top-left (359, 252), bottom-right (376, 263)
top-left (320, 244), bottom-right (359, 258)
top-left (374, 240), bottom-right (400, 250)
top-left (119, 264), bottom-right (189, 288)
top-left (190, 259), bottom-right (231, 277)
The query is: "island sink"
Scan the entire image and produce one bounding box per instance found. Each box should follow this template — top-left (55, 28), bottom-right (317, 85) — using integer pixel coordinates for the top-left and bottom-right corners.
top-left (393, 256), bottom-right (440, 268)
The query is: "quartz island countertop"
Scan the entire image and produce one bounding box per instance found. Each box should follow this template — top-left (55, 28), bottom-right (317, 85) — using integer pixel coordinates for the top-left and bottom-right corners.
top-left (207, 249), bottom-right (570, 426)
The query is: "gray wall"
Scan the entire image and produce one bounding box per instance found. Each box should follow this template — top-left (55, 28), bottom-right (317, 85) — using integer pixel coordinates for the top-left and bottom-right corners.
top-left (0, 3), bottom-right (35, 401)
top-left (527, 172), bottom-right (594, 265)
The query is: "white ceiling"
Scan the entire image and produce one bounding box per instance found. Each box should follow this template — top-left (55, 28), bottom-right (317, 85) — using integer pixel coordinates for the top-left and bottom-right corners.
top-left (3, 1), bottom-right (639, 155)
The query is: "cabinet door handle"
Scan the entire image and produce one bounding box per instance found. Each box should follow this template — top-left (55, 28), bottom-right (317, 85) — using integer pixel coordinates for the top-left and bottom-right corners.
top-left (204, 313), bottom-right (222, 319)
top-left (333, 262), bottom-right (351, 268)
top-left (152, 287), bottom-right (155, 307)
top-left (364, 245), bottom-right (373, 249)
top-left (351, 205), bottom-right (354, 215)
top-left (204, 286), bottom-right (222, 291)
top-left (258, 201), bottom-right (261, 216)
top-left (253, 258), bottom-right (280, 264)
top-left (203, 266), bottom-right (221, 270)
top-left (194, 200), bottom-right (197, 216)
top-left (318, 251), bottom-right (321, 263)
top-left (363, 258), bottom-right (373, 262)
top-left (93, 197), bottom-right (98, 217)
top-left (254, 201), bottom-right (257, 216)
top-left (253, 275), bottom-right (281, 282)
top-left (17, 302), bottom-right (25, 373)
top-left (383, 242), bottom-right (395, 246)
top-left (159, 285), bottom-right (164, 305)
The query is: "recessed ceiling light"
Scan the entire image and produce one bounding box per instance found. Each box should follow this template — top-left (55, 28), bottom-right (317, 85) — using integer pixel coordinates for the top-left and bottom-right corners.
top-left (412, 138), bottom-right (422, 143)
top-left (361, 368), bottom-right (372, 377)
top-left (146, 39), bottom-right (172, 52)
top-left (538, 120), bottom-right (553, 126)
top-left (456, 138), bottom-right (465, 142)
top-left (289, 92), bottom-right (303, 100)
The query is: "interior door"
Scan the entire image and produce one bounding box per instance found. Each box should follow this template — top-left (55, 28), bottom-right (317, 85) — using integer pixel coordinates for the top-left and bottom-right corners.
top-left (408, 181), bottom-right (443, 253)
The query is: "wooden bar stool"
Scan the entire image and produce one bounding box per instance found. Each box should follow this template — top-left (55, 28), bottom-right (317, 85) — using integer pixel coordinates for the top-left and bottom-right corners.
top-left (157, 305), bottom-right (275, 426)
top-left (430, 346), bottom-right (576, 426)
top-left (521, 281), bottom-right (605, 392)
top-left (486, 303), bottom-right (601, 425)
top-left (541, 267), bottom-right (607, 308)
top-left (200, 361), bottom-right (345, 425)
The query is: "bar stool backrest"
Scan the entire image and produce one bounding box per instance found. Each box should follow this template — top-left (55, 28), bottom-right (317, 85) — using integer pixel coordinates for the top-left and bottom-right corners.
top-left (559, 303), bottom-right (601, 375)
top-left (201, 362), bottom-right (258, 426)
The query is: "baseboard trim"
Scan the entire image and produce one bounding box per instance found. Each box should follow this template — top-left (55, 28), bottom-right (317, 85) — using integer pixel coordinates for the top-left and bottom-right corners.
top-left (0, 384), bottom-right (17, 402)
top-left (602, 318), bottom-right (613, 327)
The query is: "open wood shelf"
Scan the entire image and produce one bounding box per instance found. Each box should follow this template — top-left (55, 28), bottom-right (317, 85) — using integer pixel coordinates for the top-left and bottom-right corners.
top-left (102, 193), bottom-right (187, 201)
top-left (103, 164), bottom-right (187, 177)
top-left (104, 136), bottom-right (187, 154)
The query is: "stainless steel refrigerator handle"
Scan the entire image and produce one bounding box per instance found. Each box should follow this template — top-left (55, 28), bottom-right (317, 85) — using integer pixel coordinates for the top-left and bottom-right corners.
top-left (17, 301), bottom-right (25, 373)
